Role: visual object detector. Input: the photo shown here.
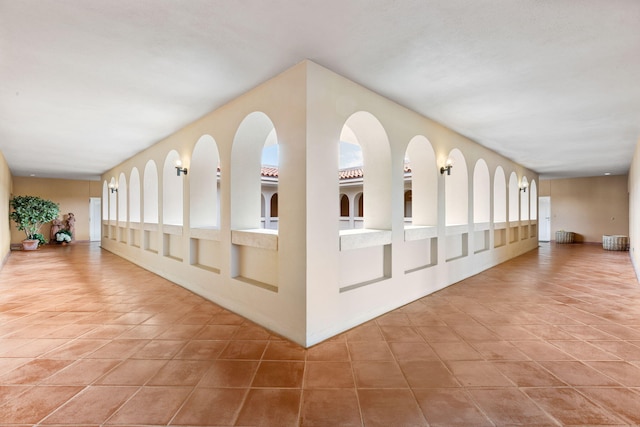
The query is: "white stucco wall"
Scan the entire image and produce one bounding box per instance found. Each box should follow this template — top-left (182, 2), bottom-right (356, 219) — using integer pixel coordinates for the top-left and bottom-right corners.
top-left (102, 62), bottom-right (309, 345)
top-left (304, 62), bottom-right (538, 344)
top-left (102, 60), bottom-right (538, 347)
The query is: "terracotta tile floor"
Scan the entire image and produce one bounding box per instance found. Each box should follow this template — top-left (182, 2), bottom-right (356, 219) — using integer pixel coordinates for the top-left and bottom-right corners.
top-left (1, 242), bottom-right (640, 426)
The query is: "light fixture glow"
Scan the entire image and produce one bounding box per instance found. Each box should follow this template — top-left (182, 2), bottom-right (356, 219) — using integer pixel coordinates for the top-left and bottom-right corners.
top-left (175, 159), bottom-right (188, 176)
top-left (440, 158), bottom-right (453, 175)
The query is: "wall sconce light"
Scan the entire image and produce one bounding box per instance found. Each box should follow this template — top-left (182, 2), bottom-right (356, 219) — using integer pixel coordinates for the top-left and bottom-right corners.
top-left (520, 181), bottom-right (528, 193)
top-left (175, 160), bottom-right (188, 176)
top-left (440, 159), bottom-right (453, 175)
top-left (109, 183), bottom-right (118, 193)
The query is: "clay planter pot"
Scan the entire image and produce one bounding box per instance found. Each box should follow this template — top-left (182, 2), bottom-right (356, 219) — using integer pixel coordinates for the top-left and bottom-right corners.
top-left (21, 239), bottom-right (39, 251)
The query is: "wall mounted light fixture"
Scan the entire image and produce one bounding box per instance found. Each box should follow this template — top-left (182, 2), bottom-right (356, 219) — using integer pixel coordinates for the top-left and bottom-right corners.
top-left (520, 181), bottom-right (528, 193)
top-left (440, 159), bottom-right (453, 175)
top-left (175, 160), bottom-right (188, 176)
top-left (109, 183), bottom-right (118, 193)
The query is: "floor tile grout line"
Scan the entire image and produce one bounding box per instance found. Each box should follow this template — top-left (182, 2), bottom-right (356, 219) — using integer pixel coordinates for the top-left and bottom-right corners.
top-left (569, 385), bottom-right (640, 425)
top-left (344, 330), bottom-right (366, 427)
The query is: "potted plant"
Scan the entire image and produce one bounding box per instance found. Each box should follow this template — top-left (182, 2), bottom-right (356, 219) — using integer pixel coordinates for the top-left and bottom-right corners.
top-left (9, 195), bottom-right (60, 250)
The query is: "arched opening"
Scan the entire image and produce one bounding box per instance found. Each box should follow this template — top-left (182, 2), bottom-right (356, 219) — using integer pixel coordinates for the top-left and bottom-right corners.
top-left (445, 149), bottom-right (468, 226)
top-left (339, 111), bottom-right (391, 231)
top-left (508, 172), bottom-right (519, 222)
top-left (102, 181), bottom-right (109, 220)
top-left (163, 150), bottom-right (184, 226)
top-left (261, 129), bottom-right (279, 230)
top-left (404, 135), bottom-right (437, 226)
top-left (530, 180), bottom-right (538, 220)
top-left (231, 112), bottom-right (277, 231)
top-left (473, 159), bottom-right (490, 223)
top-left (355, 192), bottom-right (364, 217)
top-left (129, 168), bottom-right (141, 223)
top-left (143, 160), bottom-right (158, 223)
top-left (340, 194), bottom-right (349, 217)
top-left (190, 135), bottom-right (221, 229)
top-left (118, 173), bottom-right (127, 222)
top-left (493, 166), bottom-right (508, 248)
top-left (472, 159), bottom-right (491, 253)
top-left (493, 167), bottom-right (507, 223)
top-left (338, 125), bottom-right (364, 230)
top-left (520, 176), bottom-right (530, 221)
top-left (270, 193), bottom-right (278, 218)
top-left (443, 149), bottom-right (469, 260)
top-left (108, 177), bottom-right (117, 222)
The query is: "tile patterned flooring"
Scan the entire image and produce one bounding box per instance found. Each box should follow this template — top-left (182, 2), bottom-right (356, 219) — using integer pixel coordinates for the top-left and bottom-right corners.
top-left (1, 242), bottom-right (640, 426)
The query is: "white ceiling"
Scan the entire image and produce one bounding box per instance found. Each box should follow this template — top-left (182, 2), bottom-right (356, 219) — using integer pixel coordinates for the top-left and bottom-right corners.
top-left (1, 0), bottom-right (639, 181)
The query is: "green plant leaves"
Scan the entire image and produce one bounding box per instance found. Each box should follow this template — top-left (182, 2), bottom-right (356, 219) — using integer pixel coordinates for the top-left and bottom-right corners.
top-left (9, 195), bottom-right (60, 241)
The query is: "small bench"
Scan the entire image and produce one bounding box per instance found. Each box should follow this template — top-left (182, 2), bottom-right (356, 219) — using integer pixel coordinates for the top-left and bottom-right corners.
top-left (602, 235), bottom-right (629, 251)
top-left (555, 231), bottom-right (575, 244)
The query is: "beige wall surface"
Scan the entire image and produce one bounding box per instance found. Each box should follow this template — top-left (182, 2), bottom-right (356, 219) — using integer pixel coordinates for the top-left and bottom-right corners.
top-left (0, 150), bottom-right (12, 264)
top-left (629, 139), bottom-right (640, 279)
top-left (541, 175), bottom-right (629, 243)
top-left (10, 177), bottom-right (101, 244)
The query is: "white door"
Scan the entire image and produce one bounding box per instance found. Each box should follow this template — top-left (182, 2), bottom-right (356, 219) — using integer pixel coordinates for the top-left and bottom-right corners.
top-left (538, 196), bottom-right (551, 241)
top-left (89, 197), bottom-right (102, 241)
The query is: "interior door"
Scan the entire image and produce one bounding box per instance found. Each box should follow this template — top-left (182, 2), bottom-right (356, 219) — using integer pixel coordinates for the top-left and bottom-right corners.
top-left (89, 197), bottom-right (102, 241)
top-left (538, 196), bottom-right (551, 241)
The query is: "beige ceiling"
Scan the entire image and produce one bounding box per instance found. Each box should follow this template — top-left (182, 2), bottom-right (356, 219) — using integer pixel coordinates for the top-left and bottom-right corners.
top-left (1, 0), bottom-right (639, 181)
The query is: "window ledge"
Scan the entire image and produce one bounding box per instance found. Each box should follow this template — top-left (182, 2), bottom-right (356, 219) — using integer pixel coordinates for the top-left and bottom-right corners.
top-left (339, 228), bottom-right (392, 251)
top-left (474, 222), bottom-right (490, 231)
top-left (143, 222), bottom-right (159, 231)
top-left (232, 229), bottom-right (278, 250)
top-left (163, 224), bottom-right (183, 235)
top-left (445, 224), bottom-right (469, 235)
top-left (404, 225), bottom-right (437, 241)
top-left (190, 227), bottom-right (221, 241)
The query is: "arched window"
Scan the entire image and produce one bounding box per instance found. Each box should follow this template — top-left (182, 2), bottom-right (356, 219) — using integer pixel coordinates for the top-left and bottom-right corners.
top-left (404, 135), bottom-right (437, 226)
top-left (163, 150), bottom-right (184, 226)
top-left (143, 160), bottom-right (158, 224)
top-left (190, 135), bottom-right (220, 228)
top-left (355, 192), bottom-right (364, 217)
top-left (270, 193), bottom-right (278, 218)
top-left (473, 159), bottom-right (490, 223)
top-left (340, 194), bottom-right (349, 217)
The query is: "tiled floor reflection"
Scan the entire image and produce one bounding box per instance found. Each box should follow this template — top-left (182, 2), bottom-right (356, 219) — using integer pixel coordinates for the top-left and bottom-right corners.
top-left (1, 242), bottom-right (640, 426)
